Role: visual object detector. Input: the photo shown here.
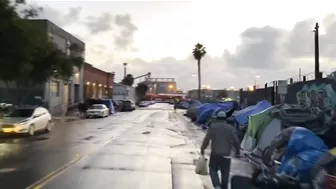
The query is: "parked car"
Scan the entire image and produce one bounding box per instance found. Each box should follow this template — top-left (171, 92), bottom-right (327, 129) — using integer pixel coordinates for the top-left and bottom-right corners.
top-left (86, 104), bottom-right (109, 118)
top-left (138, 101), bottom-right (149, 107)
top-left (122, 100), bottom-right (136, 111)
top-left (112, 100), bottom-right (123, 112)
top-left (0, 106), bottom-right (53, 136)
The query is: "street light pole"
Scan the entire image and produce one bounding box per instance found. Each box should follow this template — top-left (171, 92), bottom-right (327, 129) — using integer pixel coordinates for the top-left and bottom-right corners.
top-left (123, 63), bottom-right (128, 78)
top-left (313, 23), bottom-right (320, 79)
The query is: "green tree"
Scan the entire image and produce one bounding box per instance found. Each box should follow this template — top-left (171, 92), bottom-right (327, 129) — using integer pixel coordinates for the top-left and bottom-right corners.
top-left (192, 43), bottom-right (206, 100)
top-left (135, 82), bottom-right (149, 100)
top-left (0, 0), bottom-right (84, 105)
top-left (121, 74), bottom-right (134, 86)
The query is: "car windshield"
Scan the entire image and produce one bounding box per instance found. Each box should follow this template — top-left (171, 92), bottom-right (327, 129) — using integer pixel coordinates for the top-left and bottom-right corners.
top-left (91, 105), bottom-right (104, 109)
top-left (6, 109), bottom-right (34, 117)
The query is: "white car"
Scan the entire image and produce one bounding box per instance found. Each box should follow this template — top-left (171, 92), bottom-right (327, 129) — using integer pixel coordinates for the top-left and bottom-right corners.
top-left (86, 104), bottom-right (109, 118)
top-left (138, 101), bottom-right (149, 107)
top-left (0, 107), bottom-right (53, 136)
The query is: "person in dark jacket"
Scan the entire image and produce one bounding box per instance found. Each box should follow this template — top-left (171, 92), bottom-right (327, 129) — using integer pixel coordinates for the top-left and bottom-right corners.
top-left (200, 111), bottom-right (241, 189)
top-left (78, 102), bottom-right (87, 117)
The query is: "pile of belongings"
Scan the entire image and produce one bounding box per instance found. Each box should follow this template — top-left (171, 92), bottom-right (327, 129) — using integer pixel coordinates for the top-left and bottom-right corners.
top-left (185, 100), bottom-right (202, 120)
top-left (312, 147), bottom-right (336, 188)
top-left (177, 100), bottom-right (195, 109)
top-left (266, 127), bottom-right (328, 183)
top-left (241, 103), bottom-right (336, 158)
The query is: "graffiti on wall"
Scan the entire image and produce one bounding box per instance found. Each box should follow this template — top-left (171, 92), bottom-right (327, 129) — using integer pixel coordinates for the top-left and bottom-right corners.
top-left (296, 83), bottom-right (336, 122)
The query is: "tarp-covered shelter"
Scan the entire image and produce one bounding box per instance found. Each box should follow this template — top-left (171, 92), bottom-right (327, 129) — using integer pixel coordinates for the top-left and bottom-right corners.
top-left (241, 104), bottom-right (336, 157)
top-left (195, 101), bottom-right (238, 125)
top-left (232, 100), bottom-right (272, 127)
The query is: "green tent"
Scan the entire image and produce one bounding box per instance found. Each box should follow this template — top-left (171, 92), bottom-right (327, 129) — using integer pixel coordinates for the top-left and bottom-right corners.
top-left (242, 106), bottom-right (275, 151)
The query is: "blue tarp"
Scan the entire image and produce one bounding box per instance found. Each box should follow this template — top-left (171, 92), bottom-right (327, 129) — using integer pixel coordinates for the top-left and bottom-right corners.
top-left (277, 127), bottom-right (328, 182)
top-left (232, 100), bottom-right (272, 127)
top-left (189, 100), bottom-right (202, 107)
top-left (195, 101), bottom-right (235, 125)
top-left (100, 99), bottom-right (115, 114)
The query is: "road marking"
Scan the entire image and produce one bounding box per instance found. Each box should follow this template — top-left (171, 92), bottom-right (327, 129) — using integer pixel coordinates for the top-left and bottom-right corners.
top-left (25, 135), bottom-right (119, 189)
top-left (25, 114), bottom-right (140, 189)
top-left (25, 154), bottom-right (81, 189)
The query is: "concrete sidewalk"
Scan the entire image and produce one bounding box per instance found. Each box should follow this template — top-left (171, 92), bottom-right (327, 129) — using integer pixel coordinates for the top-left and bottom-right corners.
top-left (174, 110), bottom-right (254, 188)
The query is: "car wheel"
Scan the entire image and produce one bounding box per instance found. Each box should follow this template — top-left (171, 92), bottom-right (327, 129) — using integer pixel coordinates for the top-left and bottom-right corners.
top-left (45, 121), bottom-right (52, 133)
top-left (28, 125), bottom-right (35, 136)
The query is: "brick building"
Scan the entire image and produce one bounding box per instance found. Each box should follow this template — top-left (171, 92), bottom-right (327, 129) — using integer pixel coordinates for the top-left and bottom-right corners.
top-left (83, 63), bottom-right (114, 99)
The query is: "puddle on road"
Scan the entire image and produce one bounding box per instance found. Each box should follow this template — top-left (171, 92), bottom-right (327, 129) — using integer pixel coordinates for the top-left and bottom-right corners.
top-left (142, 131), bottom-right (151, 135)
top-left (166, 128), bottom-right (179, 134)
top-left (82, 136), bottom-right (94, 140)
top-left (28, 136), bottom-right (49, 142)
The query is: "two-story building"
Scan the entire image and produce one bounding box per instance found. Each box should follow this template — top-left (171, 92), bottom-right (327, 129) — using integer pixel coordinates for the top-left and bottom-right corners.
top-left (31, 19), bottom-right (86, 115)
top-left (83, 63), bottom-right (115, 99)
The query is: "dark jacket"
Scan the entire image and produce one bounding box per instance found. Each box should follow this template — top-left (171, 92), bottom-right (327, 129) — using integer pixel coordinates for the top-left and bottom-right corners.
top-left (201, 118), bottom-right (240, 156)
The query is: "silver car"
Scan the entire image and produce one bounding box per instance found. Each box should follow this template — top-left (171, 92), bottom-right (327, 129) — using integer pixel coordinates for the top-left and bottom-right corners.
top-left (0, 107), bottom-right (53, 136)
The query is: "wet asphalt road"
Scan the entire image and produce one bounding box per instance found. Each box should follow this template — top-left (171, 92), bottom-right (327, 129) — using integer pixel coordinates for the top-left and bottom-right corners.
top-left (0, 103), bottom-right (252, 189)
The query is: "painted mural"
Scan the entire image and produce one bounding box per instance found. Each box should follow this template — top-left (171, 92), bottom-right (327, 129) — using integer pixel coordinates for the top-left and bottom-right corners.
top-left (296, 83), bottom-right (336, 122)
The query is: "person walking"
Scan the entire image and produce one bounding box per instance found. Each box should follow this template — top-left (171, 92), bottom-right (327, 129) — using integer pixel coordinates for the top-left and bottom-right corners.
top-left (200, 111), bottom-right (241, 189)
top-left (173, 98), bottom-right (178, 112)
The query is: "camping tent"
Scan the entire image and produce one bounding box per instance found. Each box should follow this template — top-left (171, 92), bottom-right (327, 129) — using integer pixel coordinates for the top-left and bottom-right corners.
top-left (195, 101), bottom-right (237, 125)
top-left (185, 100), bottom-right (202, 119)
top-left (241, 103), bottom-right (334, 157)
top-left (241, 106), bottom-right (276, 154)
top-left (233, 100), bottom-right (272, 127)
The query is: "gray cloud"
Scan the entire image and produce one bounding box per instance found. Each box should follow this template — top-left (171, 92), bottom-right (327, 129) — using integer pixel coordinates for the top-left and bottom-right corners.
top-left (34, 6), bottom-right (82, 27)
top-left (83, 13), bottom-right (137, 51)
top-left (84, 13), bottom-right (113, 34)
top-left (224, 14), bottom-right (336, 71)
top-left (92, 14), bottom-right (336, 90)
top-left (224, 26), bottom-right (287, 69)
top-left (114, 14), bottom-right (138, 51)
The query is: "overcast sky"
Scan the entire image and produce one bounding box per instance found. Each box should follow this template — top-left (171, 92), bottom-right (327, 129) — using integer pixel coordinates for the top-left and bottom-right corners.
top-left (26, 0), bottom-right (336, 91)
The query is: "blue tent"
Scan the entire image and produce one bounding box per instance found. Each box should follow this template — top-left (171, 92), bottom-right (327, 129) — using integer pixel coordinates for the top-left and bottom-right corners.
top-left (195, 101), bottom-right (236, 125)
top-left (277, 127), bottom-right (328, 182)
top-left (232, 100), bottom-right (271, 127)
top-left (100, 99), bottom-right (115, 114)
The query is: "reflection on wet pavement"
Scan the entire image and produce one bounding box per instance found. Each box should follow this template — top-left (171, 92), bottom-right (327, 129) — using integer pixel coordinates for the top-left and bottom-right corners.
top-left (42, 105), bottom-right (210, 189)
top-left (0, 103), bottom-right (251, 189)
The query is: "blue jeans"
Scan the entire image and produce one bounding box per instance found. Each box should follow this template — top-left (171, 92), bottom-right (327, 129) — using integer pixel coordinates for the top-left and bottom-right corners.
top-left (209, 155), bottom-right (231, 189)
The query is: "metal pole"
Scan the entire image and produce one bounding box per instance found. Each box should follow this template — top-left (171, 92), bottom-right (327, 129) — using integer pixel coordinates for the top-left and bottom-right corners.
top-left (123, 63), bottom-right (127, 78)
top-left (314, 23), bottom-right (320, 79)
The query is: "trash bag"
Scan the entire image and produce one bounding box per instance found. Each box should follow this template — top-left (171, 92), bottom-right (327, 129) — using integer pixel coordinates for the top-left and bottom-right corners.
top-left (195, 155), bottom-right (208, 175)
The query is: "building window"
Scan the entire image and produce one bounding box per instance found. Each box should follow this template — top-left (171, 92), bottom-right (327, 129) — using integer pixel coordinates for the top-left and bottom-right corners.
top-left (50, 81), bottom-right (60, 97)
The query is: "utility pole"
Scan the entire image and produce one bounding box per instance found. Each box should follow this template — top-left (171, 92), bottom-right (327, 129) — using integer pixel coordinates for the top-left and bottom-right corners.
top-left (123, 62), bottom-right (127, 78)
top-left (313, 23), bottom-right (320, 79)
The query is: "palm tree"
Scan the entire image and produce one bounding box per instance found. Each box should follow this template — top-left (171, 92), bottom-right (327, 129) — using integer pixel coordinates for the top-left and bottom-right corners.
top-left (192, 43), bottom-right (206, 100)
